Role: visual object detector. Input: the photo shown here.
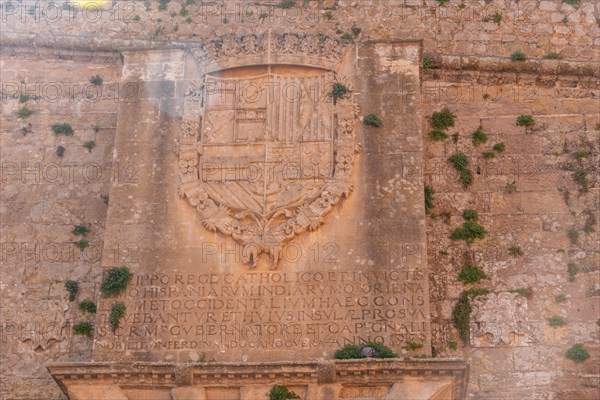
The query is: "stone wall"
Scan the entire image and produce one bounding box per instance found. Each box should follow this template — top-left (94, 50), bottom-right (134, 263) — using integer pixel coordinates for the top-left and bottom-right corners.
top-left (1, 1), bottom-right (599, 399)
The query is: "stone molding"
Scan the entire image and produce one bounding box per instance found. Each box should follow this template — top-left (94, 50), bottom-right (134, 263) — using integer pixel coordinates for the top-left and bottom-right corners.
top-left (47, 359), bottom-right (469, 399)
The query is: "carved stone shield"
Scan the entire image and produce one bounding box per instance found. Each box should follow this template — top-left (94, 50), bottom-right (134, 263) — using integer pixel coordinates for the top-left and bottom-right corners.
top-left (179, 67), bottom-right (358, 269)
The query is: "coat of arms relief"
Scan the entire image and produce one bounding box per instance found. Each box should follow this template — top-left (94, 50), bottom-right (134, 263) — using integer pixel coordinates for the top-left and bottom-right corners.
top-left (178, 34), bottom-right (358, 269)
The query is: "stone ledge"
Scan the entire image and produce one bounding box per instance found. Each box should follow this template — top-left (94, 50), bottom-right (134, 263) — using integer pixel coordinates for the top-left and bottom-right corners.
top-left (47, 359), bottom-right (468, 400)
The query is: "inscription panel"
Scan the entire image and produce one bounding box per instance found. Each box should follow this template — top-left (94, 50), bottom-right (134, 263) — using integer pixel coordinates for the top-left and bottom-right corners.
top-left (95, 270), bottom-right (429, 359)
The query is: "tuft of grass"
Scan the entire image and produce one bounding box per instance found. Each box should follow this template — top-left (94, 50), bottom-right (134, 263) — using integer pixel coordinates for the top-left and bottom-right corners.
top-left (471, 126), bottom-right (488, 146)
top-left (508, 246), bottom-right (523, 257)
top-left (448, 152), bottom-right (469, 171)
top-left (483, 12), bottom-right (502, 24)
top-left (17, 107), bottom-right (33, 118)
top-left (351, 27), bottom-right (361, 36)
top-left (19, 94), bottom-right (30, 103)
top-left (510, 287), bottom-right (531, 298)
top-left (462, 209), bottom-right (478, 221)
top-left (449, 341), bottom-right (458, 349)
top-left (482, 152), bottom-right (495, 159)
top-left (555, 294), bottom-right (567, 303)
top-left (437, 0), bottom-right (450, 4)
top-left (492, 143), bottom-right (506, 153)
top-left (423, 55), bottom-right (432, 69)
top-left (65, 280), bottom-right (79, 301)
top-left (89, 75), bottom-right (103, 86)
top-left (516, 115), bottom-right (535, 127)
top-left (83, 140), bottom-right (96, 152)
top-left (567, 262), bottom-right (578, 282)
top-left (460, 169), bottom-right (473, 187)
top-left (133, 15), bottom-right (140, 21)
top-left (340, 33), bottom-right (353, 41)
top-left (511, 50), bottom-right (527, 62)
top-left (51, 123), bottom-right (74, 136)
top-left (158, 0), bottom-right (170, 11)
top-left (450, 211), bottom-right (486, 244)
top-left (565, 344), bottom-right (589, 363)
top-left (544, 52), bottom-right (560, 59)
top-left (331, 83), bottom-right (351, 104)
top-left (72, 225), bottom-right (89, 236)
top-left (278, 0), bottom-right (295, 9)
top-left (109, 302), bottom-right (126, 332)
top-left (429, 130), bottom-right (448, 141)
top-left (363, 114), bottom-right (382, 127)
top-left (78, 300), bottom-right (97, 314)
top-left (567, 228), bottom-right (578, 245)
top-left (402, 341), bottom-right (423, 351)
top-left (572, 168), bottom-right (588, 192)
top-left (101, 267), bottom-right (133, 297)
top-left (74, 239), bottom-right (89, 251)
top-left (73, 322), bottom-right (93, 337)
top-left (562, 0), bottom-right (580, 6)
top-left (269, 385), bottom-right (300, 400)
top-left (548, 316), bottom-right (566, 328)
top-left (424, 185), bottom-right (435, 214)
top-left (179, 7), bottom-right (188, 16)
top-left (458, 264), bottom-right (487, 284)
top-left (56, 145), bottom-right (65, 158)
top-left (429, 108), bottom-right (456, 130)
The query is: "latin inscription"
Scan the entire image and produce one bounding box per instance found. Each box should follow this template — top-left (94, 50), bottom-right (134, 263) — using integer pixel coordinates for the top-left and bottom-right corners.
top-left (95, 270), bottom-right (428, 352)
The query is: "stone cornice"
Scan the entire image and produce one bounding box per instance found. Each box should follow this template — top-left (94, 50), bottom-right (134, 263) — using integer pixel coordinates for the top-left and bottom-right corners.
top-left (47, 359), bottom-right (469, 399)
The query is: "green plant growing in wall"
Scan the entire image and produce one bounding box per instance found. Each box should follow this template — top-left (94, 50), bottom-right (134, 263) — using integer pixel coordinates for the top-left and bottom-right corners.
top-left (402, 341), bottom-right (423, 351)
top-left (102, 195), bottom-right (109, 205)
top-left (340, 33), bottom-right (353, 41)
top-left (72, 225), bottom-right (89, 236)
top-left (548, 316), bottom-right (566, 328)
top-left (450, 210), bottom-right (486, 244)
top-left (543, 52), bottom-right (560, 59)
top-left (269, 385), bottom-right (300, 400)
top-left (555, 294), bottom-right (567, 303)
top-left (56, 145), bottom-right (65, 158)
top-left (65, 280), bottom-right (79, 301)
top-left (51, 123), bottom-right (74, 136)
top-left (331, 82), bottom-right (351, 104)
top-left (351, 27), bottom-right (362, 36)
top-left (482, 152), bottom-right (495, 159)
top-left (429, 130), bottom-right (448, 141)
top-left (453, 288), bottom-right (489, 343)
top-left (572, 168), bottom-right (588, 192)
top-left (510, 50), bottom-right (527, 62)
top-left (429, 108), bottom-right (456, 130)
top-left (510, 288), bottom-right (531, 298)
top-left (516, 114), bottom-right (535, 127)
top-left (78, 300), bottom-right (97, 314)
top-left (363, 114), bottom-right (382, 127)
top-left (448, 153), bottom-right (474, 188)
top-left (424, 185), bottom-right (435, 214)
top-left (17, 107), bottom-right (33, 118)
top-left (278, 0), bottom-right (295, 9)
top-left (158, 0), bottom-right (170, 11)
top-left (508, 246), bottom-right (523, 257)
top-left (567, 262), bottom-right (578, 282)
top-left (458, 263), bottom-right (487, 284)
top-left (109, 302), bottom-right (126, 332)
top-left (89, 75), bottom-right (103, 86)
top-left (567, 228), bottom-right (578, 245)
top-left (448, 341), bottom-right (458, 349)
top-left (423, 55), bottom-right (432, 69)
top-left (74, 239), bottom-right (89, 251)
top-left (19, 94), bottom-right (30, 103)
top-left (73, 322), bottom-right (93, 337)
top-left (471, 126), bottom-right (487, 146)
top-left (565, 344), bottom-right (589, 363)
top-left (492, 143), bottom-right (505, 153)
top-left (101, 266), bottom-right (133, 297)
top-left (83, 140), bottom-right (96, 152)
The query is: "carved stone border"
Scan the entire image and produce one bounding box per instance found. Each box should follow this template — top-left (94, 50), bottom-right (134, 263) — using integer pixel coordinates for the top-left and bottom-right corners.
top-left (48, 359), bottom-right (469, 399)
